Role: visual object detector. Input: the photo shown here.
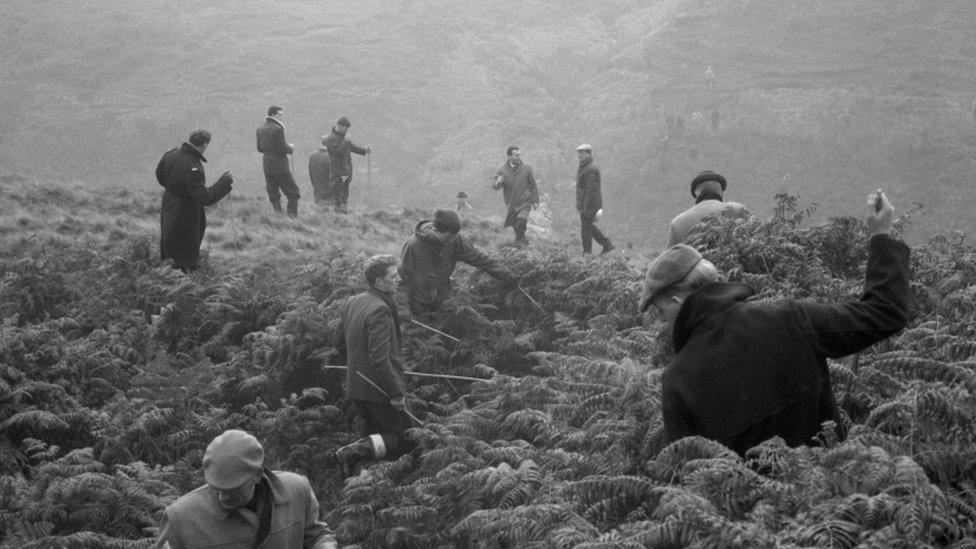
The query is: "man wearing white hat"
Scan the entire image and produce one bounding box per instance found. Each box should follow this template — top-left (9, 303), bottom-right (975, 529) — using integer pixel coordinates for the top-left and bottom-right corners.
top-left (575, 144), bottom-right (614, 255)
top-left (155, 429), bottom-right (337, 549)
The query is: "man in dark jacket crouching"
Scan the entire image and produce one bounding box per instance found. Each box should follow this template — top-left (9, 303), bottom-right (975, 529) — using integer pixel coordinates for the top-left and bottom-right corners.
top-left (638, 189), bottom-right (910, 456)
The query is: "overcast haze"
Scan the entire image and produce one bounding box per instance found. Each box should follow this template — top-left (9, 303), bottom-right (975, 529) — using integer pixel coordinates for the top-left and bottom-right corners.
top-left (2, 0), bottom-right (976, 249)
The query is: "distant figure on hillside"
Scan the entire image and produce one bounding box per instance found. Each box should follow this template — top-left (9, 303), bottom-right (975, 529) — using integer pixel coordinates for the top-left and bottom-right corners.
top-left (324, 116), bottom-right (371, 213)
top-left (492, 145), bottom-right (540, 245)
top-left (455, 191), bottom-right (474, 213)
top-left (332, 255), bottom-right (417, 478)
top-left (308, 135), bottom-right (332, 206)
top-left (667, 170), bottom-right (751, 247)
top-left (155, 429), bottom-right (338, 548)
top-left (155, 129), bottom-right (233, 273)
top-left (640, 190), bottom-right (910, 456)
top-left (256, 106), bottom-right (300, 217)
top-left (575, 143), bottom-right (614, 255)
top-left (971, 97), bottom-right (976, 124)
top-left (665, 114), bottom-right (676, 137)
top-left (711, 108), bottom-right (720, 130)
top-left (399, 209), bottom-right (516, 315)
top-left (704, 65), bottom-right (715, 90)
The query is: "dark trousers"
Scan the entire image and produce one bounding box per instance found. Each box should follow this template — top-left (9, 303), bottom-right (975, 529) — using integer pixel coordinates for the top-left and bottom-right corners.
top-left (264, 173), bottom-right (301, 215)
top-left (354, 400), bottom-right (418, 459)
top-left (513, 217), bottom-right (528, 241)
top-left (579, 211), bottom-right (611, 253)
top-left (331, 174), bottom-right (352, 206)
top-left (311, 179), bottom-right (333, 205)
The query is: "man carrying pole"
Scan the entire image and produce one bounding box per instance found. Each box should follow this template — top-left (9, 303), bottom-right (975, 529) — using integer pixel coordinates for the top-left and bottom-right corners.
top-left (332, 254), bottom-right (417, 477)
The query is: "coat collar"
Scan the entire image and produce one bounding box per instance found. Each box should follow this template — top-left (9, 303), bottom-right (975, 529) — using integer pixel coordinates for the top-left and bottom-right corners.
top-left (180, 142), bottom-right (207, 162)
top-left (210, 469), bottom-right (290, 521)
top-left (266, 116), bottom-right (285, 129)
top-left (672, 282), bottom-right (754, 351)
top-left (578, 157), bottom-right (592, 169)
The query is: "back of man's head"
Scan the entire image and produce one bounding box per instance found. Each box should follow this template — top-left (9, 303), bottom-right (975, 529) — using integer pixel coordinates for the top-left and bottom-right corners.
top-left (188, 129), bottom-right (211, 147)
top-left (433, 209), bottom-right (461, 235)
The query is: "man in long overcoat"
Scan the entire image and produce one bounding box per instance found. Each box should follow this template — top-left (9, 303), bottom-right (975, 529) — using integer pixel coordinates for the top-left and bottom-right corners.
top-left (156, 129), bottom-right (233, 272)
top-left (492, 145), bottom-right (539, 244)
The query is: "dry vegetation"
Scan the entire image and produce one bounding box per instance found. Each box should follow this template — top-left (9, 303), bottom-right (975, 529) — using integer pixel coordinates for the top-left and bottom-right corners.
top-left (1, 174), bottom-right (975, 547)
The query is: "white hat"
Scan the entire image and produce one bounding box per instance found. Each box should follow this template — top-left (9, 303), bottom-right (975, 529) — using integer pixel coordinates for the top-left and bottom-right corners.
top-left (576, 143), bottom-right (592, 151)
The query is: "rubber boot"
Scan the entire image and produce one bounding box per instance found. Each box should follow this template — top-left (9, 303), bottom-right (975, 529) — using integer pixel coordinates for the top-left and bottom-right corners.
top-left (270, 200), bottom-right (283, 214)
top-left (334, 437), bottom-right (377, 477)
top-left (287, 199), bottom-right (299, 219)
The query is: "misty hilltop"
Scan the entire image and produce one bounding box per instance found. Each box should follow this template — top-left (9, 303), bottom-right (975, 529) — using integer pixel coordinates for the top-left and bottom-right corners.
top-left (2, 0), bottom-right (975, 249)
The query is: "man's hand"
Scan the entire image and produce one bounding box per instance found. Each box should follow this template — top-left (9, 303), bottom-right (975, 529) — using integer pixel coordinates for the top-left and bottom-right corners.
top-left (390, 396), bottom-right (407, 412)
top-left (365, 145), bottom-right (372, 153)
top-left (866, 189), bottom-right (893, 237)
top-left (216, 171), bottom-right (233, 188)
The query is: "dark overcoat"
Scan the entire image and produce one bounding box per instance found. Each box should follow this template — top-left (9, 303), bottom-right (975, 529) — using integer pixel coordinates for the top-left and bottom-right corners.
top-left (575, 157), bottom-right (602, 214)
top-left (334, 288), bottom-right (405, 403)
top-left (156, 143), bottom-right (232, 269)
top-left (662, 234), bottom-right (910, 455)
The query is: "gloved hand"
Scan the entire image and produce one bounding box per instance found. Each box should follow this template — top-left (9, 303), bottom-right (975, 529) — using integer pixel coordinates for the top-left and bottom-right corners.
top-left (390, 396), bottom-right (407, 412)
top-left (216, 171), bottom-right (233, 187)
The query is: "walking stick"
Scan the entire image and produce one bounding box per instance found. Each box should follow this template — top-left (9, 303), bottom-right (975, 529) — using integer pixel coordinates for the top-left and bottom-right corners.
top-left (355, 371), bottom-right (424, 426)
top-left (408, 318), bottom-right (461, 343)
top-left (366, 150), bottom-right (371, 211)
top-left (322, 364), bottom-right (487, 383)
top-left (515, 284), bottom-right (543, 311)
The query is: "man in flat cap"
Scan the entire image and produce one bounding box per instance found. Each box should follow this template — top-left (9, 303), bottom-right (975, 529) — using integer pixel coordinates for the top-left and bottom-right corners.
top-left (400, 209), bottom-right (517, 315)
top-left (666, 170), bottom-right (751, 247)
top-left (324, 116), bottom-right (371, 213)
top-left (639, 190), bottom-right (909, 456)
top-left (257, 106), bottom-right (301, 217)
top-left (155, 429), bottom-right (337, 549)
top-left (575, 144), bottom-right (614, 255)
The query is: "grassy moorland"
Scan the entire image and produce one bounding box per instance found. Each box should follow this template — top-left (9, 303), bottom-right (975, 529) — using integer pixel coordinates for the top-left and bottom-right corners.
top-left (1, 174), bottom-right (975, 547)
top-left (2, 0), bottom-right (976, 250)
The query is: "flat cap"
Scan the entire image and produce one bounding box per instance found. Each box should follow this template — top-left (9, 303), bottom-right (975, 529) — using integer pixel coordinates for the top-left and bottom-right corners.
top-left (203, 430), bottom-right (264, 490)
top-left (690, 170), bottom-right (727, 197)
top-left (576, 143), bottom-right (592, 151)
top-left (639, 244), bottom-right (703, 312)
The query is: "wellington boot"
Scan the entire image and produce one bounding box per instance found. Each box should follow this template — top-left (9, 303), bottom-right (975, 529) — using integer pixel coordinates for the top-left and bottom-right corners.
top-left (335, 438), bottom-right (374, 478)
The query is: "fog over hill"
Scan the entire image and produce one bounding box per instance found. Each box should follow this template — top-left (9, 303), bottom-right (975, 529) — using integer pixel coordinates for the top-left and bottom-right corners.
top-left (2, 0), bottom-right (976, 249)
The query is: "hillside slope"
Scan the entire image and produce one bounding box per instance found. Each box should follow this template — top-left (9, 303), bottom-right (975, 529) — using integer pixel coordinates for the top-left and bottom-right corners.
top-left (1, 0), bottom-right (975, 249)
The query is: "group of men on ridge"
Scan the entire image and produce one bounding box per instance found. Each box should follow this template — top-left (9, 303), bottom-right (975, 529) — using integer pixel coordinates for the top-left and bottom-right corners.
top-left (154, 115), bottom-right (911, 548)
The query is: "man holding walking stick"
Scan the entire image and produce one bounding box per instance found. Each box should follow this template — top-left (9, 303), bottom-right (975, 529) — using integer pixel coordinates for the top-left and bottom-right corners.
top-left (324, 116), bottom-right (371, 213)
top-left (332, 254), bottom-right (417, 477)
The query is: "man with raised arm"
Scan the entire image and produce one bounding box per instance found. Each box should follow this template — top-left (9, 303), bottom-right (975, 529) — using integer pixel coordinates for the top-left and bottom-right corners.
top-left (640, 190), bottom-right (910, 455)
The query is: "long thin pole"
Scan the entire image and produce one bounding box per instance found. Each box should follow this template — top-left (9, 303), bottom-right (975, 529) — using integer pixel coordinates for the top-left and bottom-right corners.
top-left (408, 318), bottom-right (460, 343)
top-left (366, 151), bottom-right (371, 211)
top-left (322, 364), bottom-right (485, 383)
top-left (516, 284), bottom-right (543, 310)
top-left (355, 371), bottom-right (424, 425)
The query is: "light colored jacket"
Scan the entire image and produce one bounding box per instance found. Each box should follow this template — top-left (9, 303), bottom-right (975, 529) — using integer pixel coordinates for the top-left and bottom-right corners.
top-left (156, 470), bottom-right (336, 549)
top-left (667, 199), bottom-right (750, 246)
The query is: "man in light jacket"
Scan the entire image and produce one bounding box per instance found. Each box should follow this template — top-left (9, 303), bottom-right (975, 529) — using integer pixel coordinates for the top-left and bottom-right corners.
top-left (492, 145), bottom-right (539, 244)
top-left (666, 170), bottom-right (751, 246)
top-left (156, 430), bottom-right (337, 548)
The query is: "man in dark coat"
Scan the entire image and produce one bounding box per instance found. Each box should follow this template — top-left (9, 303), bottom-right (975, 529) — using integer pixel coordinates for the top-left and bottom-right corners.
top-left (492, 145), bottom-right (540, 244)
top-left (256, 106), bottom-right (300, 217)
top-left (575, 144), bottom-right (614, 255)
top-left (399, 209), bottom-right (515, 315)
top-left (156, 129), bottom-right (233, 272)
top-left (333, 255), bottom-right (416, 477)
top-left (639, 190), bottom-right (910, 456)
top-left (323, 116), bottom-right (370, 213)
top-left (307, 135), bottom-right (332, 206)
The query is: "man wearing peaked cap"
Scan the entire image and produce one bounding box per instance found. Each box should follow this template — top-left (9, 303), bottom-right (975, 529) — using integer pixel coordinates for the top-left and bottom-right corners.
top-left (666, 169), bottom-right (751, 247)
top-left (155, 429), bottom-right (337, 549)
top-left (575, 143), bottom-right (615, 255)
top-left (323, 115), bottom-right (371, 213)
top-left (641, 190), bottom-right (910, 458)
